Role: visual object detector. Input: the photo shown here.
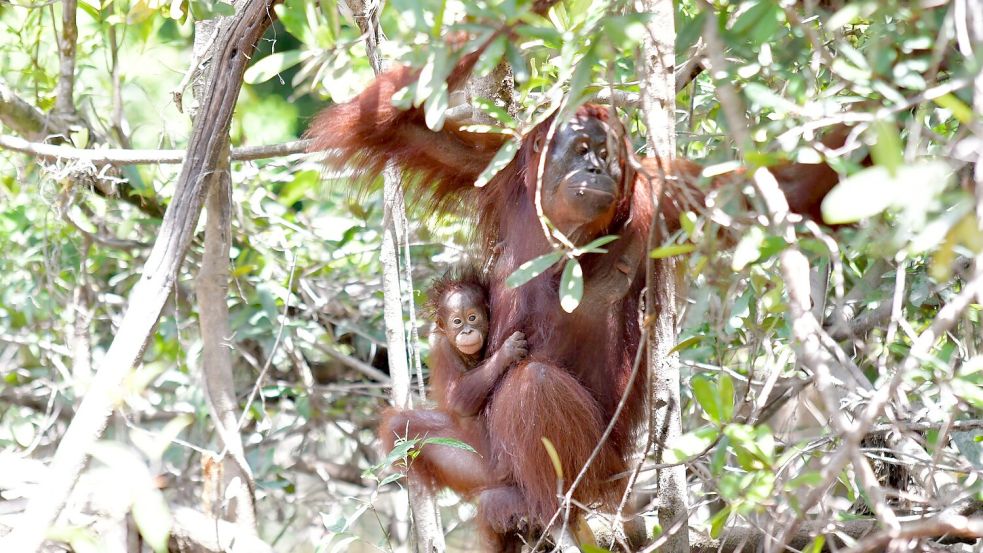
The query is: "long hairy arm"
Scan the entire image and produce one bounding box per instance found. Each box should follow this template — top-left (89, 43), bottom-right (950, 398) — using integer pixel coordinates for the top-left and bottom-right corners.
top-left (305, 45), bottom-right (505, 211)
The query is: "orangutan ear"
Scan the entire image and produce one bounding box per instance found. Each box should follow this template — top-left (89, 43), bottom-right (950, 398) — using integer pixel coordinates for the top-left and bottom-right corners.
top-left (533, 134), bottom-right (544, 153)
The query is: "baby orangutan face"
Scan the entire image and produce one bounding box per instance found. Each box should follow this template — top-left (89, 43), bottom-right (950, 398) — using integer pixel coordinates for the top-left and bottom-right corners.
top-left (438, 287), bottom-right (488, 357)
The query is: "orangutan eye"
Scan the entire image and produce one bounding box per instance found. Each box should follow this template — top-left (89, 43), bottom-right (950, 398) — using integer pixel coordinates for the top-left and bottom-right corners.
top-left (598, 147), bottom-right (607, 161)
top-left (453, 318), bottom-right (462, 326)
top-left (468, 314), bottom-right (477, 322)
top-left (576, 142), bottom-right (590, 155)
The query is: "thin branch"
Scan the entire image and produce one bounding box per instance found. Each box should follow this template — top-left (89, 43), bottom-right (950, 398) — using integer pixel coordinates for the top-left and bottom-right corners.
top-left (0, 135), bottom-right (312, 165)
top-left (842, 513), bottom-right (983, 553)
top-left (54, 0), bottom-right (77, 117)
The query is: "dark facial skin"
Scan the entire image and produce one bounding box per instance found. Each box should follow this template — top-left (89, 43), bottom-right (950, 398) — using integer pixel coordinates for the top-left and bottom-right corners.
top-left (438, 287), bottom-right (488, 357)
top-left (539, 116), bottom-right (624, 240)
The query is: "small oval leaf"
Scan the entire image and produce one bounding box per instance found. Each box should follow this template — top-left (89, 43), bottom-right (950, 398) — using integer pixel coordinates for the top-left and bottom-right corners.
top-left (541, 437), bottom-right (564, 480)
top-left (475, 139), bottom-right (520, 188)
top-left (505, 251), bottom-right (564, 288)
top-left (244, 50), bottom-right (306, 84)
top-left (649, 243), bottom-right (696, 259)
top-left (559, 258), bottom-right (583, 313)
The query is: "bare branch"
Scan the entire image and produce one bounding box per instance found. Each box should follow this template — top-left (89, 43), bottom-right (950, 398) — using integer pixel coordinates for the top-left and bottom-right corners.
top-left (0, 134), bottom-right (312, 165)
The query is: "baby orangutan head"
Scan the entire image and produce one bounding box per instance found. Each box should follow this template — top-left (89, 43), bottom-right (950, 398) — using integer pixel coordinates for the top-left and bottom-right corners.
top-left (427, 266), bottom-right (490, 357)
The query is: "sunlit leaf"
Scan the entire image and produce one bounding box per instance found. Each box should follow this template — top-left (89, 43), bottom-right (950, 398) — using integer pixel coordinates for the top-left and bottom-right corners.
top-left (245, 50), bottom-right (307, 84)
top-left (870, 120), bottom-right (903, 176)
top-left (577, 235), bottom-right (619, 254)
top-left (650, 243), bottom-right (695, 259)
top-left (473, 97), bottom-right (516, 127)
top-left (423, 83), bottom-right (449, 131)
top-left (475, 138), bottom-right (520, 188)
top-left (933, 93), bottom-right (974, 125)
top-left (541, 437), bottom-right (564, 479)
top-left (474, 35), bottom-right (507, 77)
top-left (422, 436), bottom-right (478, 453)
top-left (505, 250), bottom-right (564, 288)
top-left (732, 226), bottom-right (765, 271)
top-left (821, 161), bottom-right (954, 224)
top-left (692, 375), bottom-right (723, 424)
top-left (132, 486), bottom-right (172, 552)
top-left (559, 258), bottom-right (583, 313)
top-left (664, 426), bottom-right (718, 464)
top-left (670, 335), bottom-right (702, 353)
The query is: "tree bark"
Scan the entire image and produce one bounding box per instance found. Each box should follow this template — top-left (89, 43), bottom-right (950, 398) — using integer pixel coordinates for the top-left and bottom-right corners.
top-left (637, 0), bottom-right (689, 551)
top-left (192, 13), bottom-right (258, 531)
top-left (0, 2), bottom-right (277, 550)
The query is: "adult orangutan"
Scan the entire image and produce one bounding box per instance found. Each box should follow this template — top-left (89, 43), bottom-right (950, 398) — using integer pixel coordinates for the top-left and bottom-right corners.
top-left (307, 43), bottom-right (842, 547)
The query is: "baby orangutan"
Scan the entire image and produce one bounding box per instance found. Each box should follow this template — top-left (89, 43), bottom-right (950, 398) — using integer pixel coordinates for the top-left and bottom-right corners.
top-left (378, 265), bottom-right (529, 545)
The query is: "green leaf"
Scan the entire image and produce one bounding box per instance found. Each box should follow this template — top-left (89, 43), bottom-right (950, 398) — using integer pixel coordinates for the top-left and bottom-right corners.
top-left (379, 472), bottom-right (404, 486)
top-left (475, 139), bottom-right (520, 188)
top-left (649, 243), bottom-right (695, 259)
top-left (188, 0), bottom-right (234, 20)
top-left (505, 250), bottom-right (564, 288)
top-left (602, 14), bottom-right (652, 49)
top-left (676, 11), bottom-right (707, 55)
top-left (731, 0), bottom-right (779, 43)
top-left (664, 426), bottom-right (718, 464)
top-left (709, 505), bottom-right (731, 538)
top-left (719, 374), bottom-right (735, 422)
top-left (558, 46), bottom-right (597, 121)
top-left (870, 120), bottom-right (903, 176)
top-left (680, 211), bottom-right (697, 238)
top-left (379, 439), bottom-right (419, 470)
top-left (731, 226), bottom-right (765, 271)
top-left (670, 335), bottom-right (702, 353)
top-left (743, 83), bottom-right (797, 115)
top-left (475, 35), bottom-right (507, 77)
top-left (692, 375), bottom-right (722, 424)
top-left (132, 486), bottom-right (172, 552)
top-left (827, 3), bottom-right (862, 30)
top-left (473, 97), bottom-right (516, 127)
top-left (541, 437), bottom-right (564, 479)
top-left (559, 258), bottom-right (583, 313)
top-left (421, 436), bottom-right (478, 453)
top-left (424, 83), bottom-right (449, 131)
top-left (415, 46), bottom-right (452, 107)
top-left (244, 50), bottom-right (306, 84)
top-left (806, 537), bottom-right (826, 553)
top-left (821, 161), bottom-right (954, 224)
top-left (952, 377), bottom-right (983, 409)
top-left (506, 42), bottom-right (530, 83)
top-left (578, 234), bottom-right (619, 254)
top-left (933, 93), bottom-right (974, 125)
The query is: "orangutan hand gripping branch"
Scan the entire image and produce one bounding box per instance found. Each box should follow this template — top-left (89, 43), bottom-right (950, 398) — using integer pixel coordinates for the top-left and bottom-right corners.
top-left (309, 40), bottom-right (844, 550)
